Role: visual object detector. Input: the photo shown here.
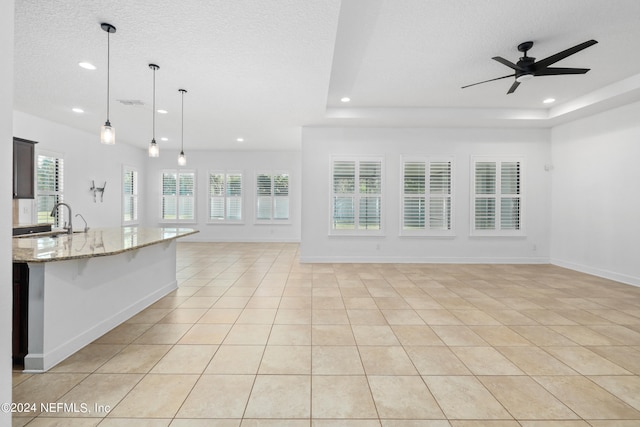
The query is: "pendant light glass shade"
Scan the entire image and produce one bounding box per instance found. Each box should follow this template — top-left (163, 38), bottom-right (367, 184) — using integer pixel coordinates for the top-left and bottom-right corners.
top-left (100, 121), bottom-right (115, 145)
top-left (100, 23), bottom-right (116, 145)
top-left (178, 89), bottom-right (187, 166)
top-left (148, 64), bottom-right (160, 157)
top-left (149, 140), bottom-right (159, 157)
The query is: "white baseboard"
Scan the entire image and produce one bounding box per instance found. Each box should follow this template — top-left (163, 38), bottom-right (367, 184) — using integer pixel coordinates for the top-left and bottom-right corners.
top-left (299, 255), bottom-right (550, 264)
top-left (23, 281), bottom-right (177, 373)
top-left (551, 258), bottom-right (640, 288)
top-left (180, 236), bottom-right (301, 243)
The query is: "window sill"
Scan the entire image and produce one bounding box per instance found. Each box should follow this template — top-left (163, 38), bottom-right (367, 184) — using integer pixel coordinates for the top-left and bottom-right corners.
top-left (207, 221), bottom-right (245, 225)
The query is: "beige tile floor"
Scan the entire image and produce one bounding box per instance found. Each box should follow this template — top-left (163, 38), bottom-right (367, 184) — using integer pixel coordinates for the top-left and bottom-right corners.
top-left (11, 242), bottom-right (640, 426)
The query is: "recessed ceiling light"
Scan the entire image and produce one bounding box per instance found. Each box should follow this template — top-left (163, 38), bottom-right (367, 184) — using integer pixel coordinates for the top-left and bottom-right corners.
top-left (157, 109), bottom-right (168, 114)
top-left (340, 97), bottom-right (351, 103)
top-left (72, 108), bottom-right (84, 113)
top-left (78, 62), bottom-right (96, 70)
top-left (160, 137), bottom-right (168, 141)
top-left (236, 137), bottom-right (244, 143)
top-left (543, 98), bottom-right (556, 104)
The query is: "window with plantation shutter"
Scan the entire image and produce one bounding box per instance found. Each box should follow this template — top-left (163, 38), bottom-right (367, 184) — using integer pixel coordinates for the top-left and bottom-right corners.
top-left (331, 157), bottom-right (383, 235)
top-left (471, 157), bottom-right (524, 236)
top-left (36, 152), bottom-right (64, 227)
top-left (401, 157), bottom-right (454, 236)
top-left (122, 166), bottom-right (138, 224)
top-left (209, 171), bottom-right (243, 222)
top-left (161, 170), bottom-right (196, 222)
top-left (255, 171), bottom-right (290, 223)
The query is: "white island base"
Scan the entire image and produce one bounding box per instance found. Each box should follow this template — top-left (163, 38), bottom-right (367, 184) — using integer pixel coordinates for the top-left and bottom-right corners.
top-left (24, 240), bottom-right (178, 372)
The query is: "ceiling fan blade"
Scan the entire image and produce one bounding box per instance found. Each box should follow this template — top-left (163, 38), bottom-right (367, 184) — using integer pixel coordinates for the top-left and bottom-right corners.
top-left (507, 80), bottom-right (520, 94)
top-left (534, 67), bottom-right (590, 76)
top-left (535, 40), bottom-right (598, 68)
top-left (492, 56), bottom-right (522, 71)
top-left (461, 74), bottom-right (513, 89)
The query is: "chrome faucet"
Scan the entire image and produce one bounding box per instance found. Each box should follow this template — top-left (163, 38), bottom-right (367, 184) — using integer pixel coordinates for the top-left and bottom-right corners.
top-left (75, 213), bottom-right (89, 233)
top-left (50, 202), bottom-right (73, 234)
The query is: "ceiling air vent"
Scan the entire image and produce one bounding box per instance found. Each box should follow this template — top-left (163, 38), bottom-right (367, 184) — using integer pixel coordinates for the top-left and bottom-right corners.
top-left (117, 99), bottom-right (145, 106)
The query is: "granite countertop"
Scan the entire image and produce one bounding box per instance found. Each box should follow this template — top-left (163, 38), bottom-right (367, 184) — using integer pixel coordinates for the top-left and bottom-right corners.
top-left (13, 227), bottom-right (198, 263)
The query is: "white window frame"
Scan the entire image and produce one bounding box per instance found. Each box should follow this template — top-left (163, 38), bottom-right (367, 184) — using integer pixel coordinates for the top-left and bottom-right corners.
top-left (330, 156), bottom-right (384, 236)
top-left (122, 165), bottom-right (139, 225)
top-left (35, 150), bottom-right (64, 228)
top-left (160, 169), bottom-right (197, 223)
top-left (470, 156), bottom-right (525, 237)
top-left (255, 170), bottom-right (290, 224)
top-left (400, 156), bottom-right (455, 237)
top-left (208, 170), bottom-right (244, 224)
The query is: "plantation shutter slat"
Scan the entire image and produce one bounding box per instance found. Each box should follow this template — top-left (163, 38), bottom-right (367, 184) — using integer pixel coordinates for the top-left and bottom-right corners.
top-left (359, 161), bottom-right (381, 194)
top-left (123, 168), bottom-right (138, 223)
top-left (208, 172), bottom-right (242, 222)
top-left (430, 196), bottom-right (451, 230)
top-left (403, 197), bottom-right (425, 229)
top-left (475, 162), bottom-right (496, 194)
top-left (256, 173), bottom-right (272, 221)
top-left (501, 162), bottom-right (520, 195)
top-left (401, 159), bottom-right (453, 233)
top-left (256, 172), bottom-right (289, 222)
top-left (162, 172), bottom-right (177, 220)
top-left (404, 162), bottom-right (425, 195)
top-left (226, 173), bottom-right (242, 221)
top-left (36, 154), bottom-right (64, 226)
top-left (359, 161), bottom-right (381, 230)
top-left (332, 159), bottom-right (382, 232)
top-left (333, 161), bottom-right (355, 194)
top-left (162, 171), bottom-right (195, 221)
top-left (209, 173), bottom-right (225, 220)
top-left (501, 198), bottom-right (521, 230)
top-left (500, 161), bottom-right (521, 230)
top-left (178, 172), bottom-right (195, 220)
top-left (475, 198), bottom-right (496, 230)
top-left (473, 159), bottom-right (522, 234)
top-left (210, 198), bottom-right (224, 220)
top-left (332, 161), bottom-right (356, 229)
top-left (274, 173), bottom-right (289, 220)
top-left (430, 162), bottom-right (451, 195)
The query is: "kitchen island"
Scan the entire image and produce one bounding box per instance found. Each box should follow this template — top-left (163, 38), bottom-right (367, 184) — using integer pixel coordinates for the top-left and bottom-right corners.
top-left (12, 226), bottom-right (198, 372)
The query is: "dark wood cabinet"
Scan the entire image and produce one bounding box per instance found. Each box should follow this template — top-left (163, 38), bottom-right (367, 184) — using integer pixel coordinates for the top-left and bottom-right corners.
top-left (13, 137), bottom-right (37, 199)
top-left (13, 263), bottom-right (29, 365)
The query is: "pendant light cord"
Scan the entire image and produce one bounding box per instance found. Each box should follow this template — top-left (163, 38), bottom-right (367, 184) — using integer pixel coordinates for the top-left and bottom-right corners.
top-left (106, 30), bottom-right (110, 122)
top-left (152, 67), bottom-right (156, 140)
top-left (180, 90), bottom-right (184, 152)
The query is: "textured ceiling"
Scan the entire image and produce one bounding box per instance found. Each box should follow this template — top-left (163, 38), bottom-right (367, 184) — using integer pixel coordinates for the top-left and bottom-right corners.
top-left (13, 0), bottom-right (640, 151)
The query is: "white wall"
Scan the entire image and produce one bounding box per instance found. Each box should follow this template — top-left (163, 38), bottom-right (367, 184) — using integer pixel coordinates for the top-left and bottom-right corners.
top-left (145, 150), bottom-right (301, 242)
top-left (551, 101), bottom-right (640, 286)
top-left (13, 111), bottom-right (148, 229)
top-left (301, 127), bottom-right (552, 263)
top-left (1, 0), bottom-right (15, 424)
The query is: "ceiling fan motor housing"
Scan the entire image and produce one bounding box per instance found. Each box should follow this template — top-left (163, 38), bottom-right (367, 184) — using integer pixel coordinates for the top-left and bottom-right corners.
top-left (516, 56), bottom-right (536, 82)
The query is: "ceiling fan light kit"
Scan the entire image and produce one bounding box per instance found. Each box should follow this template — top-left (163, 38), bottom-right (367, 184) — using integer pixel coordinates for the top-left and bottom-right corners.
top-left (462, 39), bottom-right (598, 94)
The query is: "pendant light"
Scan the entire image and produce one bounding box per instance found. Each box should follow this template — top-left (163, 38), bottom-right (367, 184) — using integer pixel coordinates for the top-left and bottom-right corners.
top-left (148, 64), bottom-right (160, 157)
top-left (178, 89), bottom-right (187, 166)
top-left (100, 23), bottom-right (116, 145)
